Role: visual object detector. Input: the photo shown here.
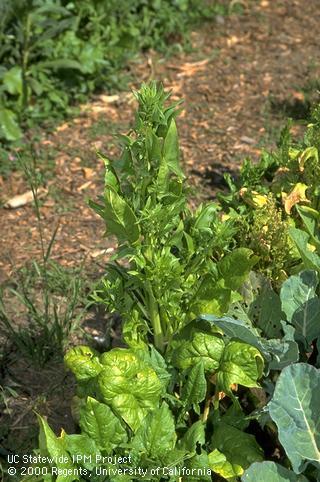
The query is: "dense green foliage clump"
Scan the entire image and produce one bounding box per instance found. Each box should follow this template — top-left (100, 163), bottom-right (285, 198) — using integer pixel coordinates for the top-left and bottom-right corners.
top-left (23, 83), bottom-right (320, 482)
top-left (0, 0), bottom-right (222, 142)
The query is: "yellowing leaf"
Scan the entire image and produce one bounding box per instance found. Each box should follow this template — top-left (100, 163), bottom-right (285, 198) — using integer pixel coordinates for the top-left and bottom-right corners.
top-left (283, 183), bottom-right (309, 214)
top-left (209, 449), bottom-right (243, 479)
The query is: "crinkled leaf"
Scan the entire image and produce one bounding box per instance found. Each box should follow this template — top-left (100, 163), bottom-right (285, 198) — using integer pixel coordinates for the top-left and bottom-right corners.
top-left (268, 363), bottom-right (320, 473)
top-left (217, 340), bottom-right (264, 394)
top-left (64, 346), bottom-right (102, 381)
top-left (131, 402), bottom-right (176, 459)
top-left (79, 397), bottom-right (127, 451)
top-left (242, 461), bottom-right (309, 482)
top-left (218, 248), bottom-right (259, 291)
top-left (98, 348), bottom-right (162, 431)
top-left (192, 277), bottom-right (233, 316)
top-left (180, 361), bottom-right (207, 414)
top-left (172, 328), bottom-right (225, 372)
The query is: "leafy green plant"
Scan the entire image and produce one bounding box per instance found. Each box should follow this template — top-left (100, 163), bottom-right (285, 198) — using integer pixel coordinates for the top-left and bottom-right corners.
top-left (89, 82), bottom-right (256, 353)
top-left (25, 86), bottom-right (320, 482)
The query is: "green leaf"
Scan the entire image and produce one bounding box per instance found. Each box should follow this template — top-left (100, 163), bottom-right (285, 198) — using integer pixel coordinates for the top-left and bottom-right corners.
top-left (63, 434), bottom-right (99, 470)
top-left (217, 340), bottom-right (264, 394)
top-left (64, 346), bottom-right (102, 381)
top-left (131, 402), bottom-right (176, 459)
top-left (98, 348), bottom-right (163, 431)
top-left (180, 361), bottom-right (207, 413)
top-left (0, 108), bottom-right (22, 141)
top-left (100, 154), bottom-right (121, 192)
top-left (79, 397), bottom-right (127, 451)
top-left (37, 415), bottom-right (75, 482)
top-left (194, 203), bottom-right (217, 231)
top-left (3, 66), bottom-right (22, 95)
top-left (183, 451), bottom-right (212, 481)
top-left (172, 327), bottom-right (225, 372)
top-left (178, 421), bottom-right (206, 453)
top-left (218, 248), bottom-right (259, 291)
top-left (268, 363), bottom-right (320, 473)
top-left (192, 277), bottom-right (233, 316)
top-left (242, 461), bottom-right (309, 481)
top-left (162, 118), bottom-right (184, 178)
top-left (103, 187), bottom-right (140, 244)
top-left (289, 228), bottom-right (320, 270)
top-left (38, 59), bottom-right (84, 71)
top-left (211, 422), bottom-right (264, 477)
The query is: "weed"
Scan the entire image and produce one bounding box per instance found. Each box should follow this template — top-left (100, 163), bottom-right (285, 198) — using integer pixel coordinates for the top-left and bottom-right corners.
top-left (0, 154), bottom-right (84, 366)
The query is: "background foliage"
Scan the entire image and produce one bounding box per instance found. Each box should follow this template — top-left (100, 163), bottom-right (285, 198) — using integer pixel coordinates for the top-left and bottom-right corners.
top-left (0, 0), bottom-right (222, 142)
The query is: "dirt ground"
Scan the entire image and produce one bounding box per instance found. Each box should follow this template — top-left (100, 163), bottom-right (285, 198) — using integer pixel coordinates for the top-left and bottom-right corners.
top-left (1, 0), bottom-right (320, 283)
top-left (1, 0), bottom-right (320, 458)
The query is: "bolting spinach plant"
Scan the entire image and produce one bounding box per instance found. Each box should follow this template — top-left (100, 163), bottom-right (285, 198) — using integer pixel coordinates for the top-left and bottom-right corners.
top-left (89, 82), bottom-right (257, 353)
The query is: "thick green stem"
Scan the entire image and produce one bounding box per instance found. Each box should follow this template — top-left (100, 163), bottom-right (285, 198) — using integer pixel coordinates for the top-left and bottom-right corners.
top-left (145, 281), bottom-right (165, 352)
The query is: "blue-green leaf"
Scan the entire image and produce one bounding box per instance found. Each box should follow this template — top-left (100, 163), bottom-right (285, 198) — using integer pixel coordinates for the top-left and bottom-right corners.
top-left (242, 461), bottom-right (309, 481)
top-left (268, 363), bottom-right (320, 473)
top-left (289, 228), bottom-right (320, 271)
top-left (281, 271), bottom-right (320, 343)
